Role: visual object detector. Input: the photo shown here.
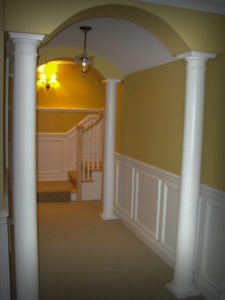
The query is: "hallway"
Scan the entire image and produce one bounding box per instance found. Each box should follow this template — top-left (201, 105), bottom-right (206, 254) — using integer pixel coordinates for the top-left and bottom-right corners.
top-left (37, 201), bottom-right (206, 300)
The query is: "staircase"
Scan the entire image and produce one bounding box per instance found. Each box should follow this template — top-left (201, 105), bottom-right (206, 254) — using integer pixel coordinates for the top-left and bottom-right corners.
top-left (68, 161), bottom-right (103, 187)
top-left (68, 114), bottom-right (104, 201)
top-left (37, 113), bottom-right (104, 202)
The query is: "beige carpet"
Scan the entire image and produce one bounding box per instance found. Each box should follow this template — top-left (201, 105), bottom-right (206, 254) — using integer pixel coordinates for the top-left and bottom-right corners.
top-left (38, 201), bottom-right (206, 300)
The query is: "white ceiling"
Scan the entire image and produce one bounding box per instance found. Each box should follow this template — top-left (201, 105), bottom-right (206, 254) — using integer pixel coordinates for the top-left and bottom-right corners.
top-left (43, 17), bottom-right (175, 75)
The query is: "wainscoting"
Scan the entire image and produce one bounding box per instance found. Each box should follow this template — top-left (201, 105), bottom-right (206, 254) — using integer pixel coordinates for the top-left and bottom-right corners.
top-left (115, 153), bottom-right (225, 300)
top-left (0, 210), bottom-right (11, 300)
top-left (37, 119), bottom-right (103, 182)
top-left (37, 128), bottom-right (77, 181)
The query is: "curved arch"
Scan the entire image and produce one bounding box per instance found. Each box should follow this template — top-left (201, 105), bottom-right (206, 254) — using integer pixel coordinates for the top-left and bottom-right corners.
top-left (38, 46), bottom-right (124, 79)
top-left (43, 4), bottom-right (190, 56)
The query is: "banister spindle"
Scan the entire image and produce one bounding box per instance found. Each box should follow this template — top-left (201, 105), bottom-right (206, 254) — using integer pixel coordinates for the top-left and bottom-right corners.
top-left (76, 125), bottom-right (83, 201)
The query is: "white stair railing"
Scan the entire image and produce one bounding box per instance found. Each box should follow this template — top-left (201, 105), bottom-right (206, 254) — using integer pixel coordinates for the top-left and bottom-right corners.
top-left (76, 113), bottom-right (104, 201)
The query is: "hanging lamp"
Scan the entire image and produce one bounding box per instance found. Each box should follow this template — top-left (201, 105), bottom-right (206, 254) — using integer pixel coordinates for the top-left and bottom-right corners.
top-left (75, 26), bottom-right (94, 75)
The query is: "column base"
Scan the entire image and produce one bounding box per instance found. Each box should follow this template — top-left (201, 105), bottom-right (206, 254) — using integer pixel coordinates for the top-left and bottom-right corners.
top-left (166, 282), bottom-right (200, 299)
top-left (100, 213), bottom-right (118, 220)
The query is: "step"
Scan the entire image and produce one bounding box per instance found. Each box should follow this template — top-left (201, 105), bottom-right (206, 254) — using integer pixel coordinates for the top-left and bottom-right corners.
top-left (37, 181), bottom-right (76, 202)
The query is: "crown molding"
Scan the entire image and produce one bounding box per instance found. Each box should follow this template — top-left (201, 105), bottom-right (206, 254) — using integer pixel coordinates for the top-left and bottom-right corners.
top-left (136, 0), bottom-right (225, 15)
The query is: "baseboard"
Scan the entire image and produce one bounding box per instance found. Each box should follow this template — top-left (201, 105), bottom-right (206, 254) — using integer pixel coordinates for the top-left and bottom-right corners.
top-left (115, 207), bottom-right (174, 268)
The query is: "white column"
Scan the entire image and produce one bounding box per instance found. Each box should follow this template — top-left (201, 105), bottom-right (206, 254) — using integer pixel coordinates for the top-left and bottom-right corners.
top-left (167, 51), bottom-right (216, 298)
top-left (102, 79), bottom-right (120, 220)
top-left (9, 32), bottom-right (44, 300)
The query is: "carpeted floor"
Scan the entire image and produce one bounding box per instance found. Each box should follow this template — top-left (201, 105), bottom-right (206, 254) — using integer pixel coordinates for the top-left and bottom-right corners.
top-left (37, 201), bottom-right (206, 300)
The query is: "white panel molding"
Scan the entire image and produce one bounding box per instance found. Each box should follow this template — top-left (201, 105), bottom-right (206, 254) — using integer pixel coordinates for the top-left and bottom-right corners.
top-left (37, 136), bottom-right (66, 181)
top-left (115, 159), bottom-right (135, 219)
top-left (115, 153), bottom-right (225, 300)
top-left (134, 169), bottom-right (162, 240)
top-left (195, 186), bottom-right (225, 300)
top-left (115, 153), bottom-right (179, 267)
top-left (0, 210), bottom-right (11, 300)
top-left (161, 181), bottom-right (180, 256)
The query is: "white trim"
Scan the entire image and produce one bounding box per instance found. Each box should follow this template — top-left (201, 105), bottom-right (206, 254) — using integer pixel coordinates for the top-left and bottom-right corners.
top-left (9, 32), bottom-right (45, 41)
top-left (115, 153), bottom-right (225, 300)
top-left (0, 210), bottom-right (11, 300)
top-left (116, 207), bottom-right (175, 268)
top-left (37, 116), bottom-right (104, 181)
top-left (176, 51), bottom-right (217, 61)
top-left (36, 107), bottom-right (103, 113)
top-left (136, 0), bottom-right (225, 15)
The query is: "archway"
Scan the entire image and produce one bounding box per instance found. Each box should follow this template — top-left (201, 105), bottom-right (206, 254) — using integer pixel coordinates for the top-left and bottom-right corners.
top-left (10, 4), bottom-right (215, 299)
top-left (43, 4), bottom-right (189, 56)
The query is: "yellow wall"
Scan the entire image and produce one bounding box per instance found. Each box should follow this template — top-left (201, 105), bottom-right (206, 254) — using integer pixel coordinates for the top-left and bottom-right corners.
top-left (0, 0), bottom-right (4, 211)
top-left (119, 60), bottom-right (185, 175)
top-left (118, 54), bottom-right (225, 192)
top-left (37, 112), bottom-right (97, 133)
top-left (37, 61), bottom-right (105, 109)
top-left (115, 82), bottom-right (124, 153)
top-left (201, 53), bottom-right (225, 191)
top-left (36, 61), bottom-right (105, 133)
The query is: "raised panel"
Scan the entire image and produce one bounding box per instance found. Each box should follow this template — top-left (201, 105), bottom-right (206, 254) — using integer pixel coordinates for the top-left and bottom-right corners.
top-left (38, 138), bottom-right (63, 173)
top-left (135, 170), bottom-right (161, 239)
top-left (161, 182), bottom-right (179, 254)
top-left (200, 200), bottom-right (225, 290)
top-left (116, 161), bottom-right (134, 218)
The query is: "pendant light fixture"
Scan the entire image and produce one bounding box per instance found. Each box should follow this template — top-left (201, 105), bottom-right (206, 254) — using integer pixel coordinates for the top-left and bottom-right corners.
top-left (75, 26), bottom-right (94, 75)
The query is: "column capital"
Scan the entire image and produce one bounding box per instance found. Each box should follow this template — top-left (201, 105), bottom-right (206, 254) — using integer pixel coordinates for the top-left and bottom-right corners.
top-left (9, 32), bottom-right (45, 56)
top-left (176, 51), bottom-right (216, 61)
top-left (9, 32), bottom-right (45, 43)
top-left (103, 79), bottom-right (122, 85)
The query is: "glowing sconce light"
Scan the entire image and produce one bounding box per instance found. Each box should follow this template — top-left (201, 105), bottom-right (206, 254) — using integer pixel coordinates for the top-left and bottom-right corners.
top-left (37, 62), bottom-right (59, 90)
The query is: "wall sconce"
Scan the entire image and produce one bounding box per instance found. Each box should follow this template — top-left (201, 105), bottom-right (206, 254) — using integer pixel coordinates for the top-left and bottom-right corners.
top-left (37, 63), bottom-right (59, 90)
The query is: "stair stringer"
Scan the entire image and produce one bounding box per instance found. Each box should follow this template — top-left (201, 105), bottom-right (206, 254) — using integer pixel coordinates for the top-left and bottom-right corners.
top-left (70, 170), bottom-right (102, 202)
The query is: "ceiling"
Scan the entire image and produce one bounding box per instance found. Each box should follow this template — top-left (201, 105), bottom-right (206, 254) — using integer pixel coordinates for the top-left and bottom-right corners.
top-left (43, 17), bottom-right (176, 75)
top-left (42, 0), bottom-right (224, 76)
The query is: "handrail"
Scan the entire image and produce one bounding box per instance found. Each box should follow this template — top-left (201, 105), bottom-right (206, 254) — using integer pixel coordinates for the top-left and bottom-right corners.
top-left (83, 113), bottom-right (103, 131)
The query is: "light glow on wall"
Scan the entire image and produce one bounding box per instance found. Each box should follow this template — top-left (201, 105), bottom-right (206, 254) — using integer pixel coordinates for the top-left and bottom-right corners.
top-left (37, 61), bottom-right (60, 89)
